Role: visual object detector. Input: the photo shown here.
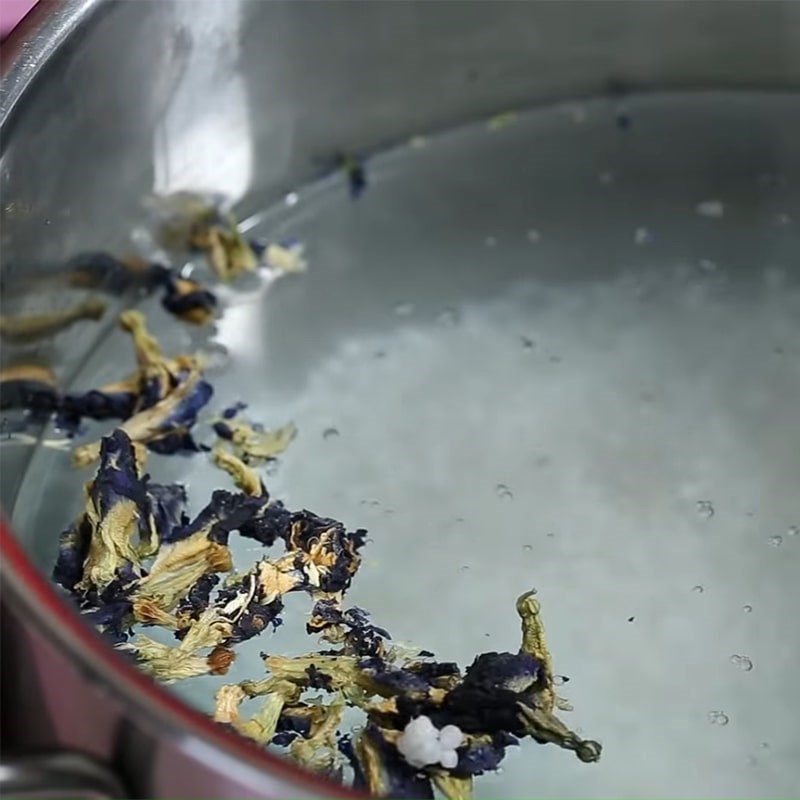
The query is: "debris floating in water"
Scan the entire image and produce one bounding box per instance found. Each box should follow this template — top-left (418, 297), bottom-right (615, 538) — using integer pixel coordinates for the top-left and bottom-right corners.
top-left (696, 200), bottom-right (725, 218)
top-left (696, 500), bottom-right (715, 519)
top-left (729, 655), bottom-right (753, 672)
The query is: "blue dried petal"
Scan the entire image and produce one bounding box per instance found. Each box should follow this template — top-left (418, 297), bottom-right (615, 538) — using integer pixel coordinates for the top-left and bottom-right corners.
top-left (175, 573), bottom-right (219, 621)
top-left (0, 377), bottom-right (59, 413)
top-left (212, 420), bottom-right (233, 440)
top-left (67, 252), bottom-right (170, 295)
top-left (165, 489), bottom-right (267, 545)
top-left (454, 734), bottom-right (517, 777)
top-left (59, 388), bottom-right (137, 423)
top-left (463, 651), bottom-right (541, 693)
top-left (157, 378), bottom-right (213, 430)
top-left (276, 706), bottom-right (315, 738)
top-left (91, 430), bottom-right (150, 520)
top-left (227, 597), bottom-right (284, 643)
top-left (221, 401), bottom-right (247, 420)
top-left (52, 518), bottom-right (91, 592)
top-left (238, 500), bottom-right (292, 547)
top-left (147, 482), bottom-right (188, 539)
top-left (287, 512), bottom-right (367, 594)
top-left (358, 658), bottom-right (430, 694)
top-left (161, 276), bottom-right (217, 325)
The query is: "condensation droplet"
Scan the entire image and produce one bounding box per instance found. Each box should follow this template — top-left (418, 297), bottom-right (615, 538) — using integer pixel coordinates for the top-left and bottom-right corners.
top-left (495, 483), bottom-right (513, 500)
top-left (742, 604), bottom-right (753, 614)
top-left (787, 525), bottom-right (799, 537)
top-left (394, 302), bottom-right (414, 317)
top-left (768, 534), bottom-right (783, 548)
top-left (523, 544), bottom-right (533, 552)
top-left (484, 235), bottom-right (497, 248)
top-left (526, 229), bottom-right (541, 243)
top-left (730, 654), bottom-right (753, 672)
top-left (634, 227), bottom-right (653, 245)
top-left (322, 427), bottom-right (340, 440)
top-left (692, 585), bottom-right (705, 593)
top-left (598, 171), bottom-right (615, 185)
top-left (707, 710), bottom-right (730, 726)
top-left (774, 212), bottom-right (791, 226)
top-left (696, 500), bottom-right (715, 519)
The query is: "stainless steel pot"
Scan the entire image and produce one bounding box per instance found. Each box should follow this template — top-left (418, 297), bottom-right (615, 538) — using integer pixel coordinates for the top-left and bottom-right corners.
top-left (2, 1), bottom-right (799, 798)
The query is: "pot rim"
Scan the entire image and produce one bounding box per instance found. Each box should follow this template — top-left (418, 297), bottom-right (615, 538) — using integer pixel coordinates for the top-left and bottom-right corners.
top-left (0, 2), bottom-right (362, 796)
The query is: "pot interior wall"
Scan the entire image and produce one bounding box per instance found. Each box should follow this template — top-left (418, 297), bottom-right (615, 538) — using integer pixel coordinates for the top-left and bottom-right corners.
top-left (1, 2), bottom-right (799, 799)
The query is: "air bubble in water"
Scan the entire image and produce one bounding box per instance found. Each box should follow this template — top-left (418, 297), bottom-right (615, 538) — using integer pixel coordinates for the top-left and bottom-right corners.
top-left (284, 192), bottom-right (299, 207)
top-left (707, 710), bottom-right (730, 726)
top-left (526, 229), bottom-right (541, 243)
top-left (598, 171), bottom-right (615, 184)
top-left (692, 585), bottom-right (705, 593)
top-left (634, 227), bottom-right (653, 245)
top-left (520, 336), bottom-right (535, 351)
top-left (730, 654), bottom-right (753, 672)
top-left (484, 236), bottom-right (497, 247)
top-left (523, 544), bottom-right (533, 552)
top-left (495, 483), bottom-right (513, 500)
top-left (787, 525), bottom-right (799, 537)
top-left (394, 302), bottom-right (414, 317)
top-left (696, 500), bottom-right (715, 519)
top-left (768, 535), bottom-right (783, 548)
top-left (553, 675), bottom-right (570, 686)
top-left (459, 565), bottom-right (471, 573)
top-left (322, 427), bottom-right (340, 440)
top-left (742, 604), bottom-right (753, 614)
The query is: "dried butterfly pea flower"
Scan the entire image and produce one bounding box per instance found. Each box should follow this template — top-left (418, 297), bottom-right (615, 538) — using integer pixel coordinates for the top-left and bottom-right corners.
top-left (516, 589), bottom-right (555, 711)
top-left (175, 573), bottom-right (219, 622)
top-left (262, 241), bottom-right (308, 275)
top-left (160, 275), bottom-right (218, 326)
top-left (146, 481), bottom-right (188, 540)
top-left (165, 489), bottom-right (266, 545)
top-left (189, 212), bottom-right (259, 281)
top-left (354, 724), bottom-right (434, 799)
top-left (119, 607), bottom-right (233, 683)
top-left (289, 695), bottom-right (345, 777)
top-left (0, 364), bottom-right (59, 412)
top-left (58, 376), bottom-right (140, 429)
top-left (76, 430), bottom-right (155, 593)
top-left (211, 446), bottom-right (264, 497)
top-left (307, 600), bottom-right (391, 658)
top-left (72, 370), bottom-right (213, 466)
top-left (238, 499), bottom-right (292, 547)
top-left (52, 517), bottom-right (92, 593)
top-left (132, 531), bottom-right (231, 617)
top-left (0, 296), bottom-right (107, 344)
top-left (430, 772), bottom-right (473, 800)
top-left (67, 252), bottom-right (170, 295)
top-left (213, 407), bottom-right (297, 464)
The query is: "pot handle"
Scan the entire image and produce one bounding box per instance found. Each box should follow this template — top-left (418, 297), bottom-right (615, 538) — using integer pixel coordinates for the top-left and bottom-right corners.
top-left (0, 752), bottom-right (126, 799)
